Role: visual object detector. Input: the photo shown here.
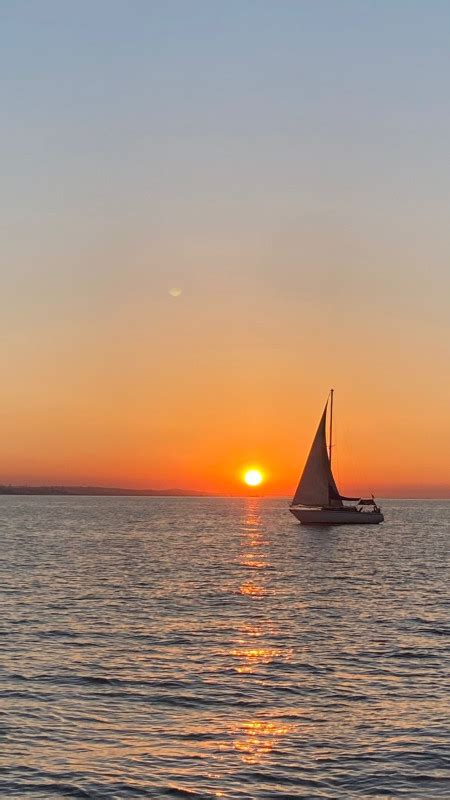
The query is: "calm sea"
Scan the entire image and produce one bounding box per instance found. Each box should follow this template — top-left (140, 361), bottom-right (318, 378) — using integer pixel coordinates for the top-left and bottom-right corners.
top-left (0, 497), bottom-right (449, 799)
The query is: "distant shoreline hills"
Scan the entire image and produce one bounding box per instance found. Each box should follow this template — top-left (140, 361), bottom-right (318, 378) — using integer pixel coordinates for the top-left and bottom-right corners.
top-left (0, 485), bottom-right (216, 497)
top-left (0, 484), bottom-right (449, 499)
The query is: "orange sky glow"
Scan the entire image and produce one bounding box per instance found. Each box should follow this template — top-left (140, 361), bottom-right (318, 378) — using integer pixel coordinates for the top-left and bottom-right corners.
top-left (2, 306), bottom-right (449, 498)
top-left (2, 4), bottom-right (450, 498)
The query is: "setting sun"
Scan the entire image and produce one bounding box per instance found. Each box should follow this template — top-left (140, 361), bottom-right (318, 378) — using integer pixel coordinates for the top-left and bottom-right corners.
top-left (244, 469), bottom-right (264, 487)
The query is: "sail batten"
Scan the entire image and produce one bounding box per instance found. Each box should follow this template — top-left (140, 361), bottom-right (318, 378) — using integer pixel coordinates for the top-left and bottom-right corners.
top-left (291, 400), bottom-right (342, 508)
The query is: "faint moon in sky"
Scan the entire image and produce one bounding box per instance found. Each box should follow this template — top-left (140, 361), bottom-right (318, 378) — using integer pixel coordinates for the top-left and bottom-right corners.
top-left (169, 287), bottom-right (182, 297)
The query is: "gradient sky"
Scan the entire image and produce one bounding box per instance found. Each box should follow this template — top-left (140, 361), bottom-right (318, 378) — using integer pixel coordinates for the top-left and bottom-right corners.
top-left (2, 1), bottom-right (450, 496)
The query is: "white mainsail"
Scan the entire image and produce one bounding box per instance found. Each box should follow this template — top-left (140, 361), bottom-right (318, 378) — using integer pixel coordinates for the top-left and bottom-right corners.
top-left (291, 400), bottom-right (342, 508)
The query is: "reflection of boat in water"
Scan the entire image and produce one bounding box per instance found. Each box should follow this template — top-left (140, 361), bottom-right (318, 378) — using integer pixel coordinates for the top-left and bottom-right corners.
top-left (290, 390), bottom-right (384, 525)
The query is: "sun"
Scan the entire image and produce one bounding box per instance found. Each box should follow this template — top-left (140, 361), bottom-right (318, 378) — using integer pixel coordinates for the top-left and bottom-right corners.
top-left (244, 469), bottom-right (264, 487)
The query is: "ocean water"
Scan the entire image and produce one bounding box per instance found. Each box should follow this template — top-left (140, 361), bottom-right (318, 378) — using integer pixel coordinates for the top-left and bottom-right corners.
top-left (0, 497), bottom-right (449, 799)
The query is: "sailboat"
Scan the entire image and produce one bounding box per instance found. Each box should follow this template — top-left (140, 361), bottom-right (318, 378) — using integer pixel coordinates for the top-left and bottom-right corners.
top-left (290, 390), bottom-right (384, 525)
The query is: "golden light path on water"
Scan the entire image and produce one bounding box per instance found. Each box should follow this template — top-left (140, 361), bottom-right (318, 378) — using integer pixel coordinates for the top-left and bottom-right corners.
top-left (230, 499), bottom-right (295, 764)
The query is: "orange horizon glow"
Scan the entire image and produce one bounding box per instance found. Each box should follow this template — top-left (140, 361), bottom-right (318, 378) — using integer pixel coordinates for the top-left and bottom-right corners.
top-left (1, 390), bottom-right (450, 499)
top-left (3, 299), bottom-right (449, 497)
top-left (3, 382), bottom-right (450, 498)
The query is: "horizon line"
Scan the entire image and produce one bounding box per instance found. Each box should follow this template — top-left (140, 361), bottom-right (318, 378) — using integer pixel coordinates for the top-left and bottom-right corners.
top-left (0, 483), bottom-right (450, 500)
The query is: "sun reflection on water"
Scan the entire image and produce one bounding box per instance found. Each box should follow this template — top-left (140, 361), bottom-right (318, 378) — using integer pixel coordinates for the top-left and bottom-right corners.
top-left (237, 499), bottom-right (271, 598)
top-left (240, 557), bottom-right (269, 569)
top-left (239, 581), bottom-right (268, 597)
top-left (232, 719), bottom-right (293, 764)
top-left (227, 500), bottom-right (296, 761)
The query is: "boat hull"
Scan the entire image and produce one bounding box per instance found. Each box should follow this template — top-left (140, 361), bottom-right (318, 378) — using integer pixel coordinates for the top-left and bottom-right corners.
top-left (290, 507), bottom-right (384, 525)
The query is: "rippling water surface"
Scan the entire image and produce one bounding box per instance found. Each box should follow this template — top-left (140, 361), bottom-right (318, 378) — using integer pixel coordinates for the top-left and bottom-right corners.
top-left (1, 497), bottom-right (449, 798)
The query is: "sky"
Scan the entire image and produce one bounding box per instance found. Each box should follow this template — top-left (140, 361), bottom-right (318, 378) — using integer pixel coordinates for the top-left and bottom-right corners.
top-left (1, 1), bottom-right (450, 496)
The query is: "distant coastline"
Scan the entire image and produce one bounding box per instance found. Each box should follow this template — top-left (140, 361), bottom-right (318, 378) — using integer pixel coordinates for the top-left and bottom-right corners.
top-left (0, 485), bottom-right (449, 499)
top-left (0, 485), bottom-right (215, 497)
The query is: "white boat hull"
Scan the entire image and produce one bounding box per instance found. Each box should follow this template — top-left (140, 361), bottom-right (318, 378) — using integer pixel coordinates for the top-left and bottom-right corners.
top-left (290, 507), bottom-right (384, 525)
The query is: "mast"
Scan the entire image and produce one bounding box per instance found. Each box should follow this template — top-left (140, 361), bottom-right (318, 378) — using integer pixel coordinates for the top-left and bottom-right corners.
top-left (329, 388), bottom-right (334, 466)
